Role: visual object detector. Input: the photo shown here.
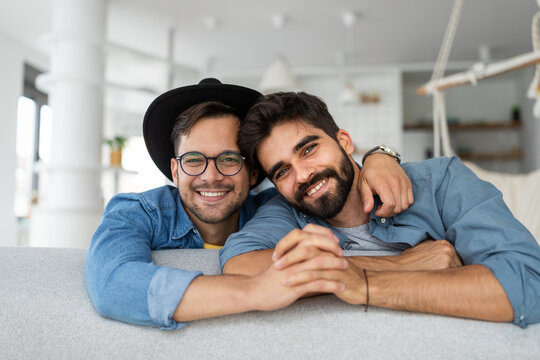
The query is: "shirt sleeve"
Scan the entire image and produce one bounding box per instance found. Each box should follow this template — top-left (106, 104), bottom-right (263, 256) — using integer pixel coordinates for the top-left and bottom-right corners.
top-left (85, 193), bottom-right (202, 330)
top-left (436, 157), bottom-right (540, 328)
top-left (219, 195), bottom-right (300, 271)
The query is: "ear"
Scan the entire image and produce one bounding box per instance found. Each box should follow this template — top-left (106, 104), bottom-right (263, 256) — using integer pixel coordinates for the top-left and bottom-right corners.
top-left (170, 158), bottom-right (179, 186)
top-left (336, 129), bottom-right (355, 155)
top-left (249, 169), bottom-right (258, 186)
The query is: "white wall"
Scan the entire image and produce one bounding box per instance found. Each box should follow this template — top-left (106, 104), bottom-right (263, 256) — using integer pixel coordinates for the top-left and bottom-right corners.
top-left (299, 70), bottom-right (403, 158)
top-left (402, 72), bottom-right (434, 162)
top-left (225, 69), bottom-right (404, 163)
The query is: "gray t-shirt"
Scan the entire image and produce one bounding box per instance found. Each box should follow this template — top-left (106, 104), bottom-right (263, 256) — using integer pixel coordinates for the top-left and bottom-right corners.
top-left (332, 223), bottom-right (410, 254)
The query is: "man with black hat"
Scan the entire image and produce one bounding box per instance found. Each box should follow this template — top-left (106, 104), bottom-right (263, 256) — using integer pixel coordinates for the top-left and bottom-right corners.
top-left (86, 79), bottom-right (412, 329)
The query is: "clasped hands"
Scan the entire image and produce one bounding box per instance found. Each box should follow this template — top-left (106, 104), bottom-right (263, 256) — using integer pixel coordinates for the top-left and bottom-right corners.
top-left (253, 224), bottom-right (463, 310)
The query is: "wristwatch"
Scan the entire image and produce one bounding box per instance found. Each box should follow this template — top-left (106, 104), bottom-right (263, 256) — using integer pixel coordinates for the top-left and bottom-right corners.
top-left (362, 145), bottom-right (401, 166)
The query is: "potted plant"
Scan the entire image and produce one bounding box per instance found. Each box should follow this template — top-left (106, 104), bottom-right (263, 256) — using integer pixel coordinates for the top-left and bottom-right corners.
top-left (105, 136), bottom-right (127, 167)
top-left (511, 104), bottom-right (521, 123)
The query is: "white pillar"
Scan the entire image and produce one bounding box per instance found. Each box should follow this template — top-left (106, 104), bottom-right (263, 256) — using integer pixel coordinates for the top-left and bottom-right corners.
top-left (30, 0), bottom-right (106, 248)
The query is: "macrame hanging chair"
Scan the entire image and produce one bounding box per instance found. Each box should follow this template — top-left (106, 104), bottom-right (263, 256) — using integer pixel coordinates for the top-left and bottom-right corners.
top-left (426, 0), bottom-right (540, 157)
top-left (420, 0), bottom-right (540, 242)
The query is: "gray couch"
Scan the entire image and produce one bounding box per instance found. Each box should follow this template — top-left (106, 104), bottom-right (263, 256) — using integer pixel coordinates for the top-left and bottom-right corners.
top-left (1, 247), bottom-right (539, 359)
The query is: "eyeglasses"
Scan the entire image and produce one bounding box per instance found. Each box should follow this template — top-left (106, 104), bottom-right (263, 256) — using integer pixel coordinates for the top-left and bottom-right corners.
top-left (176, 151), bottom-right (245, 176)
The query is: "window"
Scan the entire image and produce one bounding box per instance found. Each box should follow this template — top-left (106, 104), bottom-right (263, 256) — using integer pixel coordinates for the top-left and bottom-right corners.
top-left (14, 64), bottom-right (50, 218)
top-left (14, 96), bottom-right (36, 217)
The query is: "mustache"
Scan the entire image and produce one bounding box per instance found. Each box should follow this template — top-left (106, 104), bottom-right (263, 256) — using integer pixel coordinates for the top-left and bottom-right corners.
top-left (191, 183), bottom-right (235, 192)
top-left (295, 168), bottom-right (340, 200)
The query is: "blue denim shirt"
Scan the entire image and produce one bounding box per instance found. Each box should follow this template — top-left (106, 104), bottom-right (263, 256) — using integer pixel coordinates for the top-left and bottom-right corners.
top-left (86, 185), bottom-right (277, 330)
top-left (220, 157), bottom-right (540, 328)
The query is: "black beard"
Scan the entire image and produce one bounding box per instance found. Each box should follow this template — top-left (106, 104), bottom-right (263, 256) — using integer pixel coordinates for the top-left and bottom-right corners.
top-left (291, 149), bottom-right (354, 219)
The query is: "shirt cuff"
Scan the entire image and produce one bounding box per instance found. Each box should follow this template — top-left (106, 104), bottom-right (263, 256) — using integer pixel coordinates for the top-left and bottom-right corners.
top-left (147, 266), bottom-right (203, 330)
top-left (480, 257), bottom-right (534, 328)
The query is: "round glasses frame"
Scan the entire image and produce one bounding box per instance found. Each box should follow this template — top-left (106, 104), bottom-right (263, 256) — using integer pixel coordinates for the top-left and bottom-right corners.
top-left (175, 151), bottom-right (245, 177)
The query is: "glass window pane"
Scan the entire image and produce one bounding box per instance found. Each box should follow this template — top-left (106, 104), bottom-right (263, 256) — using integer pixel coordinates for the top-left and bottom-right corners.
top-left (39, 104), bottom-right (53, 163)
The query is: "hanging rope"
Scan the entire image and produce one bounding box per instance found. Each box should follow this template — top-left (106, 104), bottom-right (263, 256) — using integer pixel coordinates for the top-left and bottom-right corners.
top-left (431, 0), bottom-right (465, 83)
top-left (430, 0), bottom-right (464, 157)
top-left (531, 11), bottom-right (540, 95)
top-left (529, 3), bottom-right (540, 119)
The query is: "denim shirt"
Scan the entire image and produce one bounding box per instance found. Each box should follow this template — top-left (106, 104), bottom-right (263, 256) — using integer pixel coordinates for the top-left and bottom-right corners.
top-left (220, 157), bottom-right (540, 328)
top-left (85, 185), bottom-right (277, 330)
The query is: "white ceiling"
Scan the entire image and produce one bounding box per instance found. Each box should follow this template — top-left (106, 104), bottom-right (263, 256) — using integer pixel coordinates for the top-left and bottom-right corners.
top-left (1, 0), bottom-right (538, 76)
top-left (1, 0), bottom-right (538, 135)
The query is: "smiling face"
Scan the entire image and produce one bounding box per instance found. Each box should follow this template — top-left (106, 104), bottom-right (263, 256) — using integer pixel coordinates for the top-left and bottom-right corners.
top-left (257, 121), bottom-right (355, 219)
top-left (171, 115), bottom-right (255, 224)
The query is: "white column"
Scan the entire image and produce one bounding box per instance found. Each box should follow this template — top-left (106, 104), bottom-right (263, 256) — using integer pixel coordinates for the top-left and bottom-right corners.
top-left (30, 0), bottom-right (106, 248)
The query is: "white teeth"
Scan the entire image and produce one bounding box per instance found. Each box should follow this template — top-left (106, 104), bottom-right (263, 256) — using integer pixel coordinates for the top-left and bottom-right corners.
top-left (199, 191), bottom-right (226, 197)
top-left (305, 179), bottom-right (327, 196)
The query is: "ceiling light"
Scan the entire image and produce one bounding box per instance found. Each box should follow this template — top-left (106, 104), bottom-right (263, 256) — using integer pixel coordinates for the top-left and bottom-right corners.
top-left (203, 16), bottom-right (219, 30)
top-left (259, 53), bottom-right (296, 93)
top-left (339, 11), bottom-right (360, 105)
top-left (259, 14), bottom-right (296, 93)
top-left (271, 14), bottom-right (287, 30)
top-left (342, 11), bottom-right (358, 28)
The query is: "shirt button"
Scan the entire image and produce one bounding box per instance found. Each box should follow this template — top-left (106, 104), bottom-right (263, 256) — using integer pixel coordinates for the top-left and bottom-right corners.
top-left (520, 315), bottom-right (524, 321)
top-left (380, 218), bottom-right (386, 224)
top-left (193, 229), bottom-right (198, 234)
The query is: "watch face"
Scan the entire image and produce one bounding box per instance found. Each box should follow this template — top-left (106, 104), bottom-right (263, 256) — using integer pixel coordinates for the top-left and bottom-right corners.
top-left (381, 146), bottom-right (401, 162)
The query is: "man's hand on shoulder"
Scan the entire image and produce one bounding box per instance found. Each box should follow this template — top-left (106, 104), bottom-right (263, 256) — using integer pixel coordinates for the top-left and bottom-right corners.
top-left (360, 153), bottom-right (414, 217)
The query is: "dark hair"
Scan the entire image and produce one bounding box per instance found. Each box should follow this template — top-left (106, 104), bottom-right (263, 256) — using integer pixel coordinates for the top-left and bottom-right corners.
top-left (238, 92), bottom-right (340, 174)
top-left (171, 101), bottom-right (240, 155)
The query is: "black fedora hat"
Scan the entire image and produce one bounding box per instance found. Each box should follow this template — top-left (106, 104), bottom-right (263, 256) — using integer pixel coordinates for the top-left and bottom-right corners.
top-left (143, 78), bottom-right (265, 187)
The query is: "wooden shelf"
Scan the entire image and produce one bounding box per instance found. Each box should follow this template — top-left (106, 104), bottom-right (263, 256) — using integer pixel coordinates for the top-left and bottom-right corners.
top-left (404, 121), bottom-right (522, 131)
top-left (404, 120), bottom-right (524, 162)
top-left (457, 149), bottom-right (523, 161)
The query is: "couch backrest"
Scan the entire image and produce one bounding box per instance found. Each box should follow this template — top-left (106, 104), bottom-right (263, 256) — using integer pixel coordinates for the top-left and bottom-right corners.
top-left (1, 247), bottom-right (538, 359)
